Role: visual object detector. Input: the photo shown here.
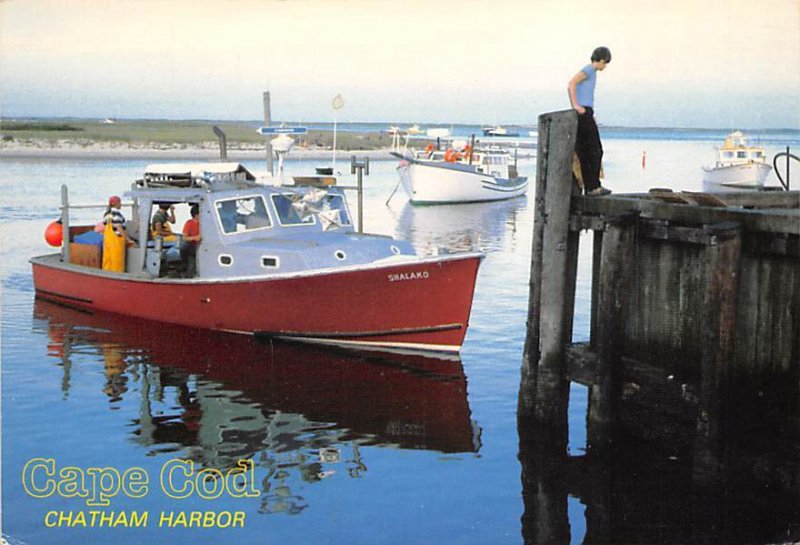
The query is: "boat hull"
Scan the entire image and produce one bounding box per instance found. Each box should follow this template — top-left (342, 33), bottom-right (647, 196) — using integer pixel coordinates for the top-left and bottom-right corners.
top-left (31, 253), bottom-right (482, 354)
top-left (702, 162), bottom-right (772, 190)
top-left (398, 161), bottom-right (527, 204)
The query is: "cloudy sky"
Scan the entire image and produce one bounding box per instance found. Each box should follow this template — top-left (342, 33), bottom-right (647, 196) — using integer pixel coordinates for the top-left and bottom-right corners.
top-left (1, 0), bottom-right (798, 128)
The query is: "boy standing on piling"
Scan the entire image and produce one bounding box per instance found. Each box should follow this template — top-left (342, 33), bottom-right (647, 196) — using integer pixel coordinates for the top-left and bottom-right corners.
top-left (568, 46), bottom-right (612, 196)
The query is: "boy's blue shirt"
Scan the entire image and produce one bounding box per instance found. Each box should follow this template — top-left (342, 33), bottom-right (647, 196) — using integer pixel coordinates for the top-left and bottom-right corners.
top-left (576, 64), bottom-right (597, 108)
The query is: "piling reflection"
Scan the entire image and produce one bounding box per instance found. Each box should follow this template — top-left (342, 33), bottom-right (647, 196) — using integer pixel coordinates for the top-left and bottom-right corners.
top-left (34, 299), bottom-right (481, 512)
top-left (393, 196), bottom-right (528, 255)
top-left (518, 388), bottom-right (800, 545)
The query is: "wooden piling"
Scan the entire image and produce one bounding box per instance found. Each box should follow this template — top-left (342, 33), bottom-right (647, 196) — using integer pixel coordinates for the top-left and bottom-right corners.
top-left (693, 222), bottom-right (742, 485)
top-left (520, 110), bottom-right (579, 426)
top-left (588, 213), bottom-right (638, 449)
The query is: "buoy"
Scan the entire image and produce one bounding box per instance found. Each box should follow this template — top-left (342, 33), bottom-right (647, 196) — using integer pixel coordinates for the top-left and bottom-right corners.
top-left (45, 220), bottom-right (63, 247)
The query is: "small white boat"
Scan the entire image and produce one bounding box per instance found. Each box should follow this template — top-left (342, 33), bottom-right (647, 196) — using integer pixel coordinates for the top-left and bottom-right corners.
top-left (393, 145), bottom-right (528, 205)
top-left (702, 131), bottom-right (773, 190)
top-left (481, 125), bottom-right (519, 137)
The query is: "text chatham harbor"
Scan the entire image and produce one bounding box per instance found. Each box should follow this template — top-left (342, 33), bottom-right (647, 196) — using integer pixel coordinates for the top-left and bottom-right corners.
top-left (22, 458), bottom-right (257, 528)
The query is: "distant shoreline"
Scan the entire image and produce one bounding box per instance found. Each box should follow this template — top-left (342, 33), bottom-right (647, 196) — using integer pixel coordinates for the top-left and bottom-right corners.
top-left (0, 140), bottom-right (396, 161)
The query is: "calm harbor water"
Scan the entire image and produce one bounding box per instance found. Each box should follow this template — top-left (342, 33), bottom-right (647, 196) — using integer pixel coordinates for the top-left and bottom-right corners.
top-left (1, 128), bottom-right (798, 545)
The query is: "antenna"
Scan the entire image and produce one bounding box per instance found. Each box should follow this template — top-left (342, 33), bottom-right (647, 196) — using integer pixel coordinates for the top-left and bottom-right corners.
top-left (331, 94), bottom-right (345, 173)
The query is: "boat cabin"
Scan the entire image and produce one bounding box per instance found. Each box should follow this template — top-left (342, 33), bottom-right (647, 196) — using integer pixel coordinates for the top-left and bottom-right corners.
top-left (63, 163), bottom-right (414, 280)
top-left (715, 131), bottom-right (768, 166)
top-left (415, 147), bottom-right (518, 180)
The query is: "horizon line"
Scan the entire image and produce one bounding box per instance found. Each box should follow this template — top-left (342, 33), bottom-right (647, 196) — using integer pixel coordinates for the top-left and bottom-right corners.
top-left (1, 115), bottom-right (798, 134)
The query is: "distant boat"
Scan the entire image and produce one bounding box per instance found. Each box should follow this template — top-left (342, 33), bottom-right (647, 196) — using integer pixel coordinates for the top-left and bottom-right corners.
top-left (388, 124), bottom-right (426, 136)
top-left (102, 118), bottom-right (116, 124)
top-left (392, 145), bottom-right (527, 205)
top-left (481, 125), bottom-right (519, 137)
top-left (702, 131), bottom-right (772, 190)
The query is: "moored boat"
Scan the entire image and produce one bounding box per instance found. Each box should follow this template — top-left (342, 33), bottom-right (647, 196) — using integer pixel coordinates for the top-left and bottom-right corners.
top-left (702, 131), bottom-right (773, 190)
top-left (481, 125), bottom-right (519, 137)
top-left (393, 144), bottom-right (528, 205)
top-left (31, 162), bottom-right (482, 355)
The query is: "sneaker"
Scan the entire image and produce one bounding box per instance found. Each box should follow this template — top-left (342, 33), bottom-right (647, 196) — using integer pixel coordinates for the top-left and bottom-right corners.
top-left (586, 186), bottom-right (612, 196)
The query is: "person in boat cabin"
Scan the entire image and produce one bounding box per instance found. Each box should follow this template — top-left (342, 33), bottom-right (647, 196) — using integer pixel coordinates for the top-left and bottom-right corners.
top-left (180, 204), bottom-right (202, 277)
top-left (151, 203), bottom-right (177, 240)
top-left (568, 46), bottom-right (612, 196)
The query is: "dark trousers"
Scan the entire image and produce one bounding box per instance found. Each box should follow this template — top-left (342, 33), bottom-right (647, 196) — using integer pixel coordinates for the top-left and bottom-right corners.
top-left (180, 244), bottom-right (197, 277)
top-left (575, 107), bottom-right (603, 192)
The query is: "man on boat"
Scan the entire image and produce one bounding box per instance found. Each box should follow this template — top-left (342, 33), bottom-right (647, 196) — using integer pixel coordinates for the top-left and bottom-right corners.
top-left (151, 203), bottom-right (177, 240)
top-left (180, 204), bottom-right (202, 277)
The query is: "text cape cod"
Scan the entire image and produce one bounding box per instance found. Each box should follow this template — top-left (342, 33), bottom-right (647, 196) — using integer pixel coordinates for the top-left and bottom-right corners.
top-left (22, 458), bottom-right (258, 529)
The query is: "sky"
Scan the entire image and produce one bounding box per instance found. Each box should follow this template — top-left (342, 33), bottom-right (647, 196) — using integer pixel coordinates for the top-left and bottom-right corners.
top-left (1, 0), bottom-right (799, 129)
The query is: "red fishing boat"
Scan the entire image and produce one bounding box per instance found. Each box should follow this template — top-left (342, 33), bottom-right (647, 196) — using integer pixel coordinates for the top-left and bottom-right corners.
top-left (31, 163), bottom-right (482, 355)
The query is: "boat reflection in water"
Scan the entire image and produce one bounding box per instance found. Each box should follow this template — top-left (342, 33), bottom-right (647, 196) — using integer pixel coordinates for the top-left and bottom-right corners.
top-left (394, 195), bottom-right (528, 255)
top-left (34, 299), bottom-right (481, 513)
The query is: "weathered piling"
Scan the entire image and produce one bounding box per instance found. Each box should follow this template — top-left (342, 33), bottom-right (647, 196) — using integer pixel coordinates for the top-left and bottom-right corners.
top-left (587, 212), bottom-right (638, 449)
top-left (518, 109), bottom-right (800, 544)
top-left (520, 110), bottom-right (579, 429)
top-left (693, 222), bottom-right (742, 484)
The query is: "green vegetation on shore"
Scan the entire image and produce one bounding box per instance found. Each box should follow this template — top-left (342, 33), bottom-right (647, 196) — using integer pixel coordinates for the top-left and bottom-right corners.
top-left (0, 118), bottom-right (392, 150)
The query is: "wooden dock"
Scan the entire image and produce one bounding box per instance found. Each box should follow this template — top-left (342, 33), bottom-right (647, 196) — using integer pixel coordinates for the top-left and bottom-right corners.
top-left (518, 110), bottom-right (800, 543)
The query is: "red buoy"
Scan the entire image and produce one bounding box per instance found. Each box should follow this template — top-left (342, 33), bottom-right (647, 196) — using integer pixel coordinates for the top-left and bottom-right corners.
top-left (45, 220), bottom-right (63, 247)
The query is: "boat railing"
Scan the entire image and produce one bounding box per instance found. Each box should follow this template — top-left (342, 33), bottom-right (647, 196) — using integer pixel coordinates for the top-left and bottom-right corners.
top-left (773, 146), bottom-right (799, 191)
top-left (58, 185), bottom-right (133, 265)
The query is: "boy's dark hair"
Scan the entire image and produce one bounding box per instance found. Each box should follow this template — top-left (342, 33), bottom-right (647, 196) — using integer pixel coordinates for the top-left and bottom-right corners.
top-left (591, 46), bottom-right (612, 63)
top-left (190, 204), bottom-right (200, 217)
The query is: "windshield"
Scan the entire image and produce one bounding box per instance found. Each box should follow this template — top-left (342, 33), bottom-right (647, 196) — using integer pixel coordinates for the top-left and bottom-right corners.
top-left (321, 194), bottom-right (352, 226)
top-left (215, 195), bottom-right (271, 234)
top-left (271, 194), bottom-right (317, 226)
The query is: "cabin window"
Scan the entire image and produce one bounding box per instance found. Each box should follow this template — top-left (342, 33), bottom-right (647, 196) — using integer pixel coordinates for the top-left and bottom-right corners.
top-left (271, 194), bottom-right (317, 226)
top-left (723, 151), bottom-right (735, 159)
top-left (215, 196), bottom-right (272, 234)
top-left (752, 151), bottom-right (764, 159)
top-left (321, 194), bottom-right (352, 226)
top-left (219, 254), bottom-right (233, 266)
top-left (261, 256), bottom-right (279, 268)
top-left (737, 151), bottom-right (747, 159)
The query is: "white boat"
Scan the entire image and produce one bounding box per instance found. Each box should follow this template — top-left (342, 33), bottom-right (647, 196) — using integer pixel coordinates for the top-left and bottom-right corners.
top-left (702, 131), bottom-right (773, 190)
top-left (393, 145), bottom-right (528, 204)
top-left (481, 125), bottom-right (519, 137)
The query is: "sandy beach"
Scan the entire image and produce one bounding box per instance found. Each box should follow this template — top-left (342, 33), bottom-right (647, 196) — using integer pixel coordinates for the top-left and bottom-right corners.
top-left (0, 138), bottom-right (396, 161)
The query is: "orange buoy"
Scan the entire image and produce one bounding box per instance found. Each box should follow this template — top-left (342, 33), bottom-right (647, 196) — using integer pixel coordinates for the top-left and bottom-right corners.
top-left (45, 220), bottom-right (63, 247)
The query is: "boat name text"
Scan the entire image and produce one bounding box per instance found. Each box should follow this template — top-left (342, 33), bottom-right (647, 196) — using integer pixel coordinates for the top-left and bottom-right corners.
top-left (387, 271), bottom-right (429, 282)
